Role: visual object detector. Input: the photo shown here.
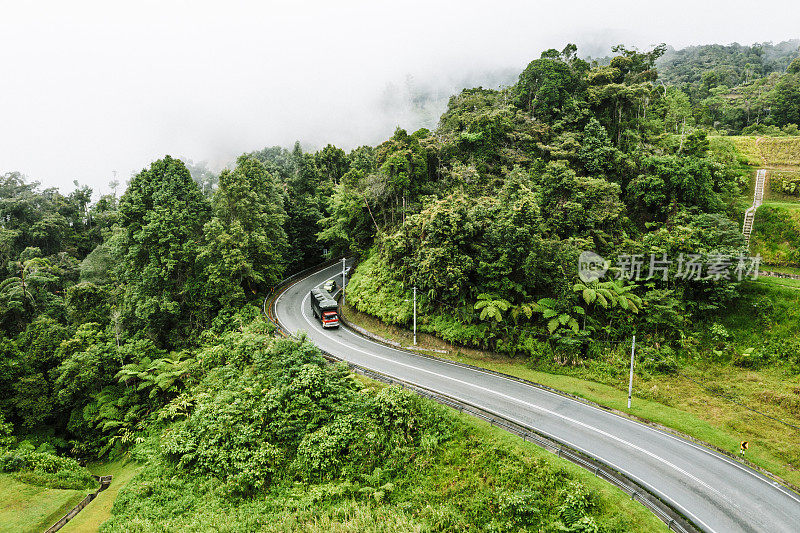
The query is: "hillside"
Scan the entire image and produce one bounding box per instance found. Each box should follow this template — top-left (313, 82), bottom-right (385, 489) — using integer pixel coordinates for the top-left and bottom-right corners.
top-left (726, 136), bottom-right (800, 269)
top-left (656, 40), bottom-right (800, 86)
top-left (1, 39), bottom-right (799, 531)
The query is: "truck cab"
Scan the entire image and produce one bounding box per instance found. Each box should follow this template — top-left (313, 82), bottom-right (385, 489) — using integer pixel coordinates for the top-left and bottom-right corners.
top-left (310, 288), bottom-right (339, 328)
top-left (320, 309), bottom-right (339, 328)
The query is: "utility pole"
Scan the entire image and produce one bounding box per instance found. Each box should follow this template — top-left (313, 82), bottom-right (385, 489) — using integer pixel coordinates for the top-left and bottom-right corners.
top-left (342, 258), bottom-right (347, 307)
top-left (413, 286), bottom-right (417, 345)
top-left (627, 335), bottom-right (636, 409)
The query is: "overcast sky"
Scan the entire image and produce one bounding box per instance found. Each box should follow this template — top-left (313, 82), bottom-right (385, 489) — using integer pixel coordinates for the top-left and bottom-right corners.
top-left (1, 0), bottom-right (798, 196)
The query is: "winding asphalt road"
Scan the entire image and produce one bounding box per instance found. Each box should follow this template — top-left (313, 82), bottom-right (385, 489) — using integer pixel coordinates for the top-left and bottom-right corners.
top-left (274, 261), bottom-right (800, 533)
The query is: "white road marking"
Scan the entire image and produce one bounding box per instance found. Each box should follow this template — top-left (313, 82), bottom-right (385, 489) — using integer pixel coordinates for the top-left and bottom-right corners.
top-left (274, 263), bottom-right (800, 531)
top-left (301, 263), bottom-right (800, 507)
top-left (298, 292), bottom-right (723, 531)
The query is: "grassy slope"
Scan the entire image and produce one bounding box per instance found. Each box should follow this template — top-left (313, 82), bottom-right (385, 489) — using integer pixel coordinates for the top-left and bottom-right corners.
top-left (728, 136), bottom-right (800, 168)
top-left (722, 136), bottom-right (800, 267)
top-left (0, 475), bottom-right (87, 533)
top-left (59, 459), bottom-right (142, 533)
top-left (751, 202), bottom-right (800, 266)
top-left (96, 386), bottom-right (665, 532)
top-left (102, 403), bottom-right (665, 533)
top-left (756, 273), bottom-right (800, 286)
top-left (427, 410), bottom-right (667, 533)
top-left (341, 281), bottom-right (800, 489)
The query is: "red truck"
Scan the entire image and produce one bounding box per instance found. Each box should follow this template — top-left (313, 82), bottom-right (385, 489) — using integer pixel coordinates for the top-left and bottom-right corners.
top-left (310, 288), bottom-right (339, 328)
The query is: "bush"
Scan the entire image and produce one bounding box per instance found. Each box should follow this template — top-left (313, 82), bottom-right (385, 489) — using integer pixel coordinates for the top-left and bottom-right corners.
top-left (753, 337), bottom-right (800, 372)
top-left (0, 446), bottom-right (96, 490)
top-left (292, 415), bottom-right (382, 482)
top-left (732, 347), bottom-right (767, 369)
top-left (640, 344), bottom-right (679, 373)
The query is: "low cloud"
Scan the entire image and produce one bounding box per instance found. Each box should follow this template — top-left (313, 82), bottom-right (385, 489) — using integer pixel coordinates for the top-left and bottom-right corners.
top-left (1, 0), bottom-right (797, 195)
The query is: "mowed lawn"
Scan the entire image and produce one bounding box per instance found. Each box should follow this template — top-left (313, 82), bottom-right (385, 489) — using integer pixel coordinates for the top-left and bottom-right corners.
top-left (0, 474), bottom-right (87, 533)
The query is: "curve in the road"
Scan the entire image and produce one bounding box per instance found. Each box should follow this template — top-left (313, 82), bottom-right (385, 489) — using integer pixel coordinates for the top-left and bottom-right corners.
top-left (272, 261), bottom-right (800, 533)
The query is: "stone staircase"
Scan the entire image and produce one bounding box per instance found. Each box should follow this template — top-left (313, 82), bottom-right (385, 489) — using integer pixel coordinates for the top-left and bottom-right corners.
top-left (743, 169), bottom-right (766, 247)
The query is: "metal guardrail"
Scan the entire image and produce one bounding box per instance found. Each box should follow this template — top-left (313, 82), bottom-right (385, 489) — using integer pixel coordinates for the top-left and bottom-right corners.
top-left (263, 256), bottom-right (345, 325)
top-left (327, 360), bottom-right (697, 533)
top-left (263, 261), bottom-right (700, 533)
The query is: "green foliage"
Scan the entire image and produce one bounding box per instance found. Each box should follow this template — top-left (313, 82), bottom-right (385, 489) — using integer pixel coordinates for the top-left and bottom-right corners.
top-left (578, 118), bottom-right (623, 179)
top-left (156, 326), bottom-right (452, 497)
top-left (535, 161), bottom-right (623, 239)
top-left (627, 155), bottom-right (734, 222)
top-left (252, 143), bottom-right (333, 272)
top-left (200, 155), bottom-right (288, 308)
top-left (514, 46), bottom-right (588, 124)
top-left (54, 323), bottom-right (119, 410)
top-left (474, 294), bottom-right (511, 323)
top-left (116, 351), bottom-right (197, 401)
top-left (99, 320), bottom-right (654, 532)
top-left (4, 317), bottom-right (69, 430)
top-left (0, 258), bottom-right (62, 332)
top-left (771, 72), bottom-right (800, 127)
top-left (79, 243), bottom-right (116, 285)
top-left (379, 171), bottom-right (554, 308)
top-left (657, 41), bottom-right (799, 86)
top-left (0, 172), bottom-right (110, 262)
top-left (768, 171), bottom-right (800, 198)
top-left (652, 41), bottom-right (800, 133)
top-left (117, 156), bottom-right (211, 347)
top-left (750, 205), bottom-right (800, 267)
top-left (0, 442), bottom-right (96, 490)
top-left (439, 88), bottom-right (541, 177)
top-left (66, 282), bottom-right (111, 325)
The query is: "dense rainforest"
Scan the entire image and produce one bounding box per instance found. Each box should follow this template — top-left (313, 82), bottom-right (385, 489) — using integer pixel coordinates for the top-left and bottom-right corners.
top-left (654, 40), bottom-right (800, 134)
top-left (1, 40), bottom-right (800, 531)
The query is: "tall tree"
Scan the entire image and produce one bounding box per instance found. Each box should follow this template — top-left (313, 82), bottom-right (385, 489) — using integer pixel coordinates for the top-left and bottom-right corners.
top-left (771, 70), bottom-right (800, 127)
top-left (201, 156), bottom-right (288, 308)
top-left (117, 156), bottom-right (211, 346)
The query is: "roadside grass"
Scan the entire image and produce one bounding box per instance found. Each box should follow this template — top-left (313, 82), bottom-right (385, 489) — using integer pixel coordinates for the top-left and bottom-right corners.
top-left (341, 297), bottom-right (800, 490)
top-left (355, 375), bottom-right (667, 532)
top-left (0, 474), bottom-right (87, 533)
top-left (418, 403), bottom-right (668, 533)
top-left (59, 458), bottom-right (142, 533)
top-left (756, 276), bottom-right (800, 289)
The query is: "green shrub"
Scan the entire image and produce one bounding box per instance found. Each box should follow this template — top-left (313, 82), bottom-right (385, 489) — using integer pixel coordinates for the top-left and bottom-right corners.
top-left (292, 414), bottom-right (382, 482)
top-left (640, 344), bottom-right (679, 373)
top-left (0, 446), bottom-right (96, 490)
top-left (768, 171), bottom-right (800, 198)
top-left (754, 337), bottom-right (800, 372)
